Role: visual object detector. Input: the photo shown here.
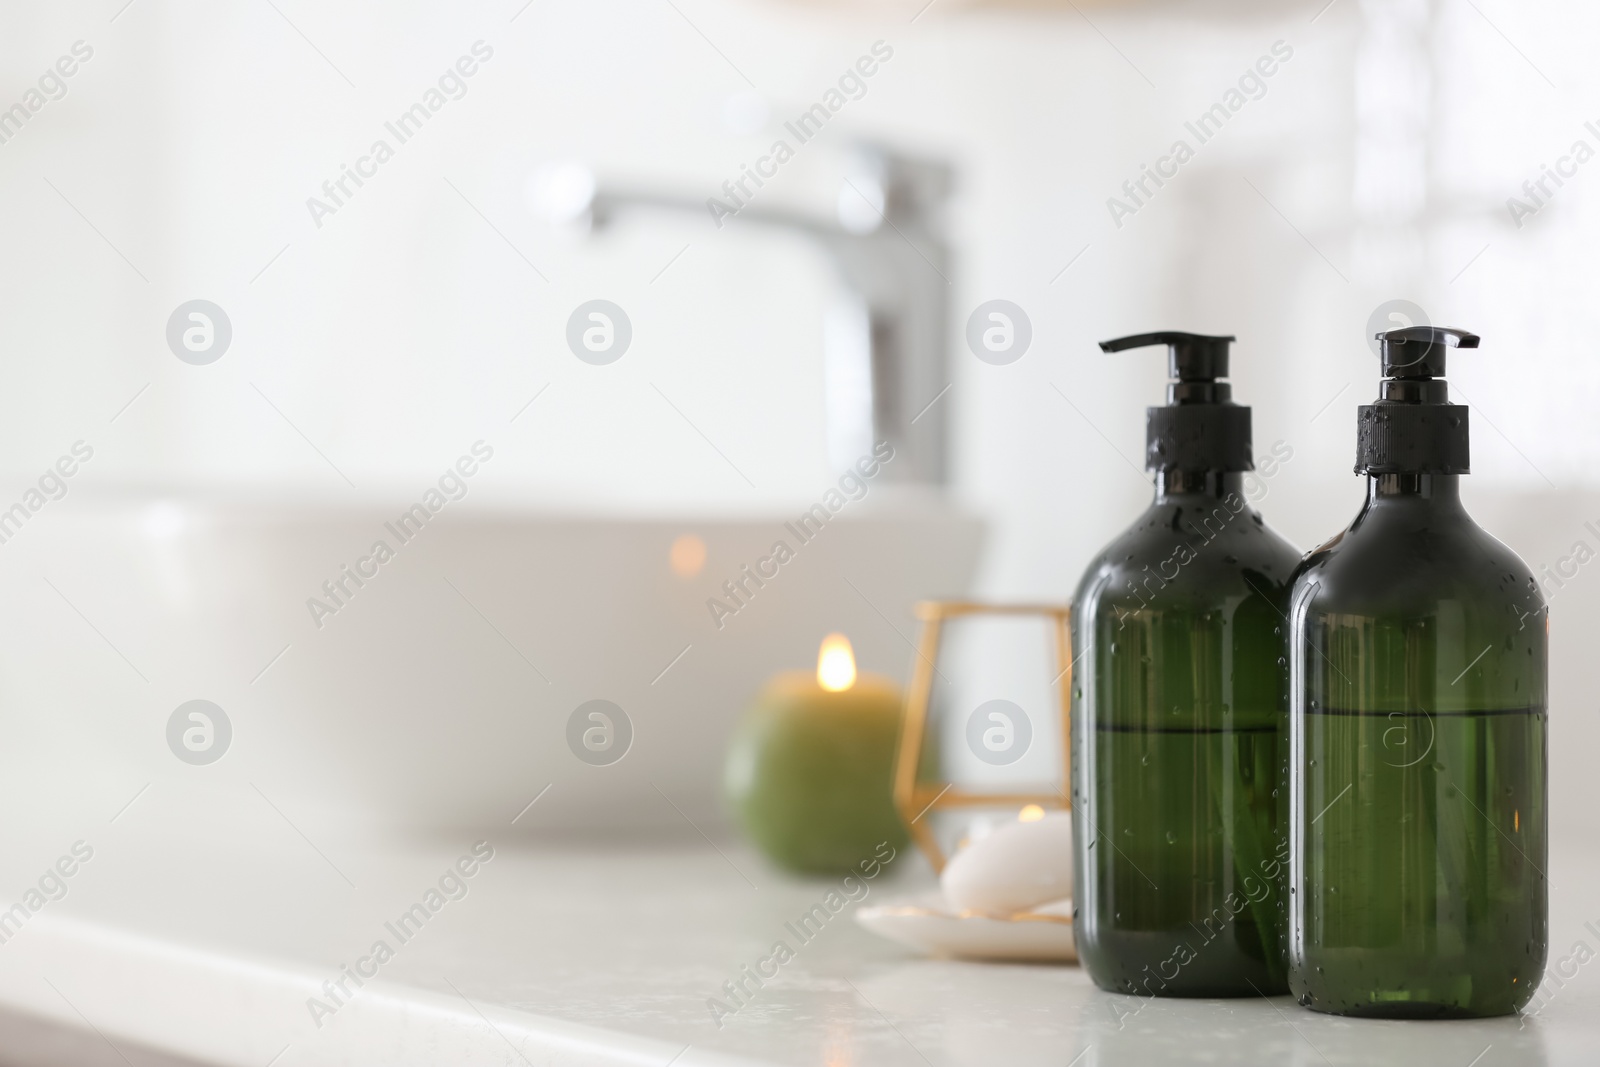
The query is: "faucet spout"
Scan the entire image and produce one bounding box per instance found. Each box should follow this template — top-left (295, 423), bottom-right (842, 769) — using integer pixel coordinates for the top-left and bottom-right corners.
top-left (543, 144), bottom-right (954, 487)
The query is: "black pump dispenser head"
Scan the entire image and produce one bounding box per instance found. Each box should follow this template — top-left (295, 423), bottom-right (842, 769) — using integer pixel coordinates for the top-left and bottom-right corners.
top-left (1356, 326), bottom-right (1478, 475)
top-left (1099, 331), bottom-right (1252, 473)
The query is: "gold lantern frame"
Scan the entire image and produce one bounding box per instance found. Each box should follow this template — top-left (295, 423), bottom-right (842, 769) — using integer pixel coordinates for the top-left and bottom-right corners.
top-left (892, 600), bottom-right (1073, 873)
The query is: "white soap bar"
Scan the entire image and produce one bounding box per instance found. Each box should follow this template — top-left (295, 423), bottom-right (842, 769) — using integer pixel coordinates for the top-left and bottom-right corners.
top-left (941, 811), bottom-right (1074, 917)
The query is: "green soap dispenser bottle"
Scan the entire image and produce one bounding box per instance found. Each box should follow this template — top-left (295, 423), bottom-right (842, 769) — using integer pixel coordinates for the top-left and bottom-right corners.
top-left (1286, 326), bottom-right (1548, 1018)
top-left (1071, 332), bottom-right (1300, 997)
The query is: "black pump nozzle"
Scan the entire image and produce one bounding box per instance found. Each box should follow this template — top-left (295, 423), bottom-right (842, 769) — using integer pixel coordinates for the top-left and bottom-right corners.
top-left (1357, 326), bottom-right (1479, 476)
top-left (1100, 331), bottom-right (1236, 382)
top-left (1375, 326), bottom-right (1480, 379)
top-left (1099, 330), bottom-right (1252, 474)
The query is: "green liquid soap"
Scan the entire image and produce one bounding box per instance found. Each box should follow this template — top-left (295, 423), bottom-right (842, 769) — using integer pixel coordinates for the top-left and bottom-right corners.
top-left (1287, 326), bottom-right (1548, 1018)
top-left (1072, 332), bottom-right (1299, 997)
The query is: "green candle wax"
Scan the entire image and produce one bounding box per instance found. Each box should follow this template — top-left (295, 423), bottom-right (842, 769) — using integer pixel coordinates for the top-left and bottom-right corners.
top-left (725, 665), bottom-right (909, 873)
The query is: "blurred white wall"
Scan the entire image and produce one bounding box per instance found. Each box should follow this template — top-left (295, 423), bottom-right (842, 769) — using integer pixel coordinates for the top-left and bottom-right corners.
top-left (2, 0), bottom-right (1598, 841)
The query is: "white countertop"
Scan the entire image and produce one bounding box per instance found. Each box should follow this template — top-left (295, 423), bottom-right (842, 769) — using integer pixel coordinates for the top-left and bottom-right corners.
top-left (0, 791), bottom-right (1596, 1067)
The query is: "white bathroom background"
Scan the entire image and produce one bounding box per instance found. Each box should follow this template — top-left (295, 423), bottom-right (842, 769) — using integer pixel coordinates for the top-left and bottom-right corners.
top-left (1, 0), bottom-right (1597, 845)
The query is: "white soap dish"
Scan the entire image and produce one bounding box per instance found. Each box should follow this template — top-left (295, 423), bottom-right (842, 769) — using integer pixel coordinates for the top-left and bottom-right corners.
top-left (855, 892), bottom-right (1077, 962)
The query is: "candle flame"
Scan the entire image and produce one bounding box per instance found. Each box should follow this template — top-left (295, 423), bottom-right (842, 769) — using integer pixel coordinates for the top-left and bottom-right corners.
top-left (668, 533), bottom-right (706, 577)
top-left (817, 633), bottom-right (856, 692)
top-left (1019, 804), bottom-right (1045, 823)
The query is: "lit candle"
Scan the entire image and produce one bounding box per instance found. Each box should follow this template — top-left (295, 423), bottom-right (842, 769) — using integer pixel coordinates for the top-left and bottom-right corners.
top-left (725, 634), bottom-right (909, 872)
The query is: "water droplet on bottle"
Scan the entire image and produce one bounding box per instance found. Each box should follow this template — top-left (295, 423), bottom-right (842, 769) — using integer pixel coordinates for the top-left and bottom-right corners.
top-left (1141, 753), bottom-right (1151, 767)
top-left (1277, 656), bottom-right (1287, 668)
top-left (1165, 830), bottom-right (1177, 844)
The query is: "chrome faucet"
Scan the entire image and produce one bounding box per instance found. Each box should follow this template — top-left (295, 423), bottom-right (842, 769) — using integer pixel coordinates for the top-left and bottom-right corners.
top-left (545, 143), bottom-right (954, 486)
